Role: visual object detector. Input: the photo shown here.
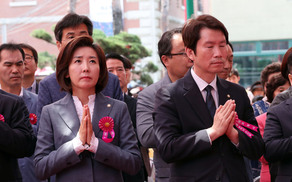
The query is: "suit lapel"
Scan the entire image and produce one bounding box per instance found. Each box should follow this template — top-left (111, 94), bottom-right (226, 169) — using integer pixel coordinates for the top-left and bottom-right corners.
top-left (183, 70), bottom-right (213, 127)
top-left (56, 93), bottom-right (115, 137)
top-left (217, 78), bottom-right (230, 106)
top-left (91, 93), bottom-right (114, 136)
top-left (22, 90), bottom-right (32, 111)
top-left (57, 94), bottom-right (80, 136)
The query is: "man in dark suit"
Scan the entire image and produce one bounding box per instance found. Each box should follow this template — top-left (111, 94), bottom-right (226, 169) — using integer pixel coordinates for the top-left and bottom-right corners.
top-left (37, 13), bottom-right (123, 119)
top-left (136, 28), bottom-right (193, 181)
top-left (0, 89), bottom-right (36, 181)
top-left (106, 53), bottom-right (146, 182)
top-left (153, 15), bottom-right (264, 181)
top-left (0, 43), bottom-right (39, 182)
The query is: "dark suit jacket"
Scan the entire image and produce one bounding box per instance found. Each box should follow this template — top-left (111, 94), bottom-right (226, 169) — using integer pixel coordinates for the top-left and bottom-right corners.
top-left (37, 72), bottom-right (123, 119)
top-left (34, 93), bottom-right (141, 181)
top-left (264, 97), bottom-right (292, 182)
top-left (0, 90), bottom-right (36, 182)
top-left (153, 70), bottom-right (264, 182)
top-left (124, 94), bottom-right (137, 128)
top-left (123, 94), bottom-right (145, 182)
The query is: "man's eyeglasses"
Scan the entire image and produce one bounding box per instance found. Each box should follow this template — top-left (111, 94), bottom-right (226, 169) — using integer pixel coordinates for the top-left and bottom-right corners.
top-left (24, 54), bottom-right (34, 63)
top-left (166, 52), bottom-right (187, 58)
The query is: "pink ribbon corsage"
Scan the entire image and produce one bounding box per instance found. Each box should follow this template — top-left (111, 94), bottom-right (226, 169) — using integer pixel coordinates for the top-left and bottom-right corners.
top-left (29, 113), bottom-right (37, 125)
top-left (0, 114), bottom-right (4, 122)
top-left (98, 116), bottom-right (115, 143)
top-left (234, 114), bottom-right (258, 138)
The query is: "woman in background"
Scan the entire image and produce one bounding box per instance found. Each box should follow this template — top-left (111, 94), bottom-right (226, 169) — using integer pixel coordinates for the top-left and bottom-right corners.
top-left (256, 73), bottom-right (290, 182)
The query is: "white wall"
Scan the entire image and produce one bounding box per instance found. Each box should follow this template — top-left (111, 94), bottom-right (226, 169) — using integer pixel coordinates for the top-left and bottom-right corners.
top-left (210, 0), bottom-right (292, 41)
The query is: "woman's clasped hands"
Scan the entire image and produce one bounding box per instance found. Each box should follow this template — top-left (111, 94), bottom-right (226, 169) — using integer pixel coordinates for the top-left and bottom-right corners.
top-left (73, 104), bottom-right (98, 155)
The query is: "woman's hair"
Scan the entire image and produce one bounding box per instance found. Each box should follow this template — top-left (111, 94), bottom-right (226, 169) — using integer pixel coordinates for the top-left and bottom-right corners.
top-left (56, 35), bottom-right (108, 93)
top-left (260, 62), bottom-right (281, 89)
top-left (281, 47), bottom-right (292, 80)
top-left (266, 73), bottom-right (289, 103)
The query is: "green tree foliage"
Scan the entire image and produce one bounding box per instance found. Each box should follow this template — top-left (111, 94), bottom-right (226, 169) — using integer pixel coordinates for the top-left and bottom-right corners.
top-left (92, 30), bottom-right (157, 86)
top-left (38, 51), bottom-right (56, 69)
top-left (92, 30), bottom-right (151, 64)
top-left (31, 28), bottom-right (157, 86)
top-left (140, 73), bottom-right (153, 86)
top-left (31, 29), bottom-right (53, 43)
top-left (133, 61), bottom-right (159, 85)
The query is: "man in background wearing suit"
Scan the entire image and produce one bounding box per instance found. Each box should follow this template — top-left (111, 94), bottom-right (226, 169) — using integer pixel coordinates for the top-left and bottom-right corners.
top-left (106, 53), bottom-right (146, 182)
top-left (20, 43), bottom-right (39, 94)
top-left (136, 28), bottom-right (193, 181)
top-left (37, 13), bottom-right (123, 119)
top-left (153, 15), bottom-right (264, 181)
top-left (0, 43), bottom-right (39, 182)
top-left (106, 53), bottom-right (137, 125)
top-left (217, 43), bottom-right (233, 80)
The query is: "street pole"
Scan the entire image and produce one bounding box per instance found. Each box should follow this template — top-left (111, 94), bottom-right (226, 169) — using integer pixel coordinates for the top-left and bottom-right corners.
top-left (186, 0), bottom-right (194, 20)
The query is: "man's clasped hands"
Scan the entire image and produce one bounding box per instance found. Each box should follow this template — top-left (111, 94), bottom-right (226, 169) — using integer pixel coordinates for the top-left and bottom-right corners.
top-left (207, 99), bottom-right (239, 144)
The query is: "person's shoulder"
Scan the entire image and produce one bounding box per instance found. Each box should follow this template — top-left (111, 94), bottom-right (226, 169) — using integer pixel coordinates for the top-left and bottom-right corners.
top-left (270, 96), bottom-right (292, 113)
top-left (139, 79), bottom-right (164, 96)
top-left (97, 92), bottom-right (125, 106)
top-left (39, 73), bottom-right (56, 84)
top-left (0, 89), bottom-right (19, 99)
top-left (277, 87), bottom-right (291, 98)
top-left (270, 87), bottom-right (292, 108)
top-left (0, 90), bottom-right (19, 103)
top-left (24, 89), bottom-right (37, 99)
top-left (41, 94), bottom-right (67, 112)
top-left (167, 76), bottom-right (185, 92)
top-left (108, 72), bottom-right (119, 82)
top-left (0, 91), bottom-right (25, 115)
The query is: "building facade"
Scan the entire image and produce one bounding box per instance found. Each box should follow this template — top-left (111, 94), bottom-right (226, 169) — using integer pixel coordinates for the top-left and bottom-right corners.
top-left (0, 0), bottom-right (189, 82)
top-left (210, 0), bottom-right (292, 87)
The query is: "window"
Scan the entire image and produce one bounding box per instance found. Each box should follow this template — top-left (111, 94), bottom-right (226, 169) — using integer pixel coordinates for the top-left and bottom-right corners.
top-left (233, 42), bottom-right (256, 52)
top-left (262, 41), bottom-right (288, 51)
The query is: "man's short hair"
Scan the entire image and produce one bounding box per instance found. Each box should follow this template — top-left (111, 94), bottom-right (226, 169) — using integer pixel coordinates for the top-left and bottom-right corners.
top-left (260, 62), bottom-right (281, 87)
top-left (158, 28), bottom-right (182, 67)
top-left (121, 55), bottom-right (132, 70)
top-left (105, 53), bottom-right (132, 70)
top-left (286, 53), bottom-right (292, 78)
top-left (54, 13), bottom-right (93, 42)
top-left (56, 36), bottom-right (108, 93)
top-left (19, 43), bottom-right (38, 64)
top-left (250, 81), bottom-right (263, 94)
top-left (0, 43), bottom-right (25, 61)
top-left (182, 14), bottom-right (229, 54)
top-left (228, 42), bottom-right (234, 52)
top-left (229, 68), bottom-right (239, 77)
